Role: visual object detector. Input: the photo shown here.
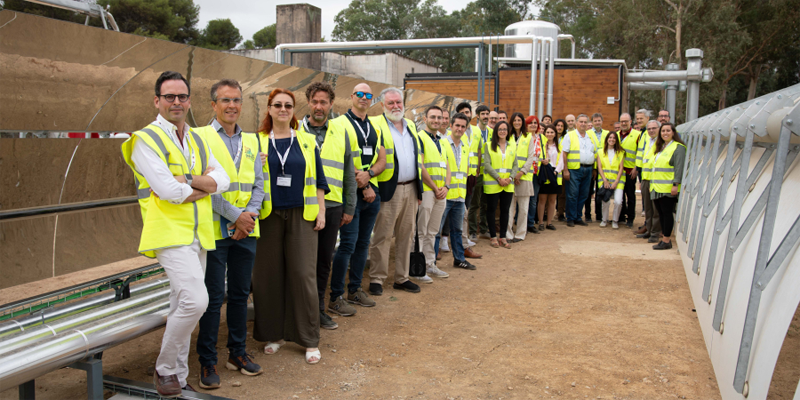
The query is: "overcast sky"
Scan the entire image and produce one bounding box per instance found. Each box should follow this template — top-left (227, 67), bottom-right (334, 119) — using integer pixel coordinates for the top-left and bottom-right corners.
top-left (194, 0), bottom-right (471, 45)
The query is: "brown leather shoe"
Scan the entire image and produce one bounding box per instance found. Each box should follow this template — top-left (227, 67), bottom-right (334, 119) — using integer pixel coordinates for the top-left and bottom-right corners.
top-left (634, 226), bottom-right (647, 234)
top-left (153, 369), bottom-right (182, 398)
top-left (464, 247), bottom-right (483, 259)
top-left (436, 252), bottom-right (442, 260)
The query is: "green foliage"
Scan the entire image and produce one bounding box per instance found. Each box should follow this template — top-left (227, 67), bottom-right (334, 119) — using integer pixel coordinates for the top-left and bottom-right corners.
top-left (240, 40), bottom-right (256, 50)
top-left (253, 24), bottom-right (276, 49)
top-left (0, 0), bottom-right (85, 23)
top-left (198, 18), bottom-right (242, 50)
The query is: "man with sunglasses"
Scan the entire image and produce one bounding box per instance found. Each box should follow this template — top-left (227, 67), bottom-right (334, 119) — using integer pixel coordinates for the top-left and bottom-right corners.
top-left (193, 79), bottom-right (264, 389)
top-left (122, 71), bottom-right (230, 396)
top-left (328, 83), bottom-right (387, 312)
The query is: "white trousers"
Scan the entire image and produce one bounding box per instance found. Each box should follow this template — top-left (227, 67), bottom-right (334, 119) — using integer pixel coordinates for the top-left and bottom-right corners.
top-left (601, 188), bottom-right (625, 222)
top-left (155, 239), bottom-right (209, 387)
top-left (506, 195), bottom-right (530, 240)
top-left (417, 190), bottom-right (446, 267)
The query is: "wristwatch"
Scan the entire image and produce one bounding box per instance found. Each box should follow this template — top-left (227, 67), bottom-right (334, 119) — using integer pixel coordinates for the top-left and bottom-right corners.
top-left (368, 169), bottom-right (375, 177)
top-left (185, 173), bottom-right (193, 187)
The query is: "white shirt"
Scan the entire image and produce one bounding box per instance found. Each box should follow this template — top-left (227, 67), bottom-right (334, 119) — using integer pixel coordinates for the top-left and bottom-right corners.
top-left (561, 130), bottom-right (596, 165)
top-left (387, 117), bottom-right (418, 183)
top-left (130, 114), bottom-right (229, 204)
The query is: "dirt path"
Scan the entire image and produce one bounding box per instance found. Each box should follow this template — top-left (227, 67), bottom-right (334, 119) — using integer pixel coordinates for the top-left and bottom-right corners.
top-left (1, 219), bottom-right (720, 400)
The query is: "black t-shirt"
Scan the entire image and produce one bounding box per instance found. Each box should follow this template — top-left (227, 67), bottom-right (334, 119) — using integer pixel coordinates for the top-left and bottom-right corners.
top-left (346, 110), bottom-right (381, 169)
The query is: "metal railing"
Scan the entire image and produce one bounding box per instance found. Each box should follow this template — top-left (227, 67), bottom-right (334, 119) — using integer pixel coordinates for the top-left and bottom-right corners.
top-left (674, 84), bottom-right (800, 399)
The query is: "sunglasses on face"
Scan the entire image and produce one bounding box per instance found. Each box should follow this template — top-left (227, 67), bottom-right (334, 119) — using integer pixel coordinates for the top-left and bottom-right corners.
top-left (270, 103), bottom-right (294, 110)
top-left (353, 91), bottom-right (373, 100)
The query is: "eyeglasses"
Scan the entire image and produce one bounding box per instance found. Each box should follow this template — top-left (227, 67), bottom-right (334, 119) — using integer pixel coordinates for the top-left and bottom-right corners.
top-left (215, 97), bottom-right (243, 105)
top-left (270, 103), bottom-right (294, 110)
top-left (353, 91), bottom-right (373, 100)
top-left (159, 94), bottom-right (189, 103)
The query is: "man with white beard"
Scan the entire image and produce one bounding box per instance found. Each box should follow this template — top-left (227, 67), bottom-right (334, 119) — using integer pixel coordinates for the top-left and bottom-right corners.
top-left (368, 88), bottom-right (428, 294)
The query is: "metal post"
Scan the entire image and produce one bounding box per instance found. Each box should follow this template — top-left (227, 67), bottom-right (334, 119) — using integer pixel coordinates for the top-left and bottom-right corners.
top-left (529, 38), bottom-right (537, 116)
top-left (690, 131), bottom-right (722, 268)
top-left (685, 49), bottom-right (703, 121)
top-left (538, 40), bottom-right (547, 118)
top-left (70, 357), bottom-right (104, 400)
top-left (666, 63), bottom-right (679, 123)
top-left (475, 47), bottom-right (480, 72)
top-left (19, 380), bottom-right (34, 400)
top-left (487, 41), bottom-right (492, 74)
top-left (478, 43), bottom-right (485, 103)
top-left (547, 37), bottom-right (556, 117)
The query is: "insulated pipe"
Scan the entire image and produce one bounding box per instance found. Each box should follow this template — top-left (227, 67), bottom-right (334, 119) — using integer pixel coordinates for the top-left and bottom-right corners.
top-left (474, 48), bottom-right (480, 72)
top-left (0, 278), bottom-right (169, 338)
top-left (0, 288), bottom-right (169, 354)
top-left (547, 38), bottom-right (556, 116)
top-left (0, 300), bottom-right (169, 391)
top-left (529, 39), bottom-right (538, 116)
top-left (629, 82), bottom-right (667, 90)
top-left (538, 39), bottom-right (548, 118)
top-left (557, 34), bottom-right (575, 59)
top-left (666, 63), bottom-right (679, 123)
top-left (626, 70), bottom-right (693, 82)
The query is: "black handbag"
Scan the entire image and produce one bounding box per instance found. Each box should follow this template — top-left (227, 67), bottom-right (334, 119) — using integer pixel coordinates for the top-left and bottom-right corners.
top-left (409, 214), bottom-right (426, 277)
top-left (537, 163), bottom-right (557, 185)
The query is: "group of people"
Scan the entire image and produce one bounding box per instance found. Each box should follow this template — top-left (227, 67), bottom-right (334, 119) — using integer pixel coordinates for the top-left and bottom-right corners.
top-left (122, 71), bottom-right (685, 397)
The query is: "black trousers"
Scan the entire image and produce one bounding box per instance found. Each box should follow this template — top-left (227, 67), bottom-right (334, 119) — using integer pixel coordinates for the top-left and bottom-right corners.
top-left (316, 206), bottom-right (343, 311)
top-left (653, 196), bottom-right (678, 238)
top-left (621, 171), bottom-right (637, 223)
top-left (486, 191), bottom-right (513, 238)
top-left (584, 170), bottom-right (601, 220)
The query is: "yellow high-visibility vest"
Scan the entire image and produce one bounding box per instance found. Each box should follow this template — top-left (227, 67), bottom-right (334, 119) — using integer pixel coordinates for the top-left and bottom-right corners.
top-left (419, 131), bottom-right (446, 192)
top-left (638, 134), bottom-right (658, 180)
top-left (596, 148), bottom-right (626, 190)
top-left (256, 129), bottom-right (319, 221)
top-left (564, 130), bottom-right (596, 170)
top-left (620, 129), bottom-right (642, 168)
top-left (482, 140), bottom-right (516, 194)
top-left (304, 117), bottom-right (364, 202)
top-left (651, 141), bottom-right (686, 194)
top-left (121, 124), bottom-right (215, 258)
top-left (469, 125), bottom-right (492, 175)
top-left (441, 135), bottom-right (472, 200)
top-left (195, 125), bottom-right (260, 240)
top-left (370, 115), bottom-right (423, 183)
top-left (514, 133), bottom-right (533, 181)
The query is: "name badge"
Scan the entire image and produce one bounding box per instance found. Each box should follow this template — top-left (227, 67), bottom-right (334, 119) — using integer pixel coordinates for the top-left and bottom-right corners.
top-left (363, 146), bottom-right (374, 156)
top-left (277, 174), bottom-right (292, 187)
top-left (440, 161), bottom-right (446, 169)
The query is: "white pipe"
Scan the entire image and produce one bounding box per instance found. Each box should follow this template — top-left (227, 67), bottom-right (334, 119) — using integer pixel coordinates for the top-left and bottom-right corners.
top-left (529, 39), bottom-right (538, 116)
top-left (557, 34), bottom-right (575, 59)
top-left (547, 38), bottom-right (556, 116)
top-left (538, 39), bottom-right (548, 118)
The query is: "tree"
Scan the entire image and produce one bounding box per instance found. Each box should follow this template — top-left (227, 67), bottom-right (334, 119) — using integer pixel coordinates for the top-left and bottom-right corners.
top-left (199, 18), bottom-right (242, 50)
top-left (253, 24), bottom-right (276, 49)
top-left (96, 0), bottom-right (198, 42)
top-left (240, 40), bottom-right (256, 50)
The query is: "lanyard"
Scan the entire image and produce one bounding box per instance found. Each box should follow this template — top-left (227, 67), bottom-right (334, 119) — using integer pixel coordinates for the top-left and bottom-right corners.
top-left (270, 130), bottom-right (295, 175)
top-left (350, 113), bottom-right (372, 144)
top-left (229, 134), bottom-right (243, 167)
top-left (449, 138), bottom-right (463, 174)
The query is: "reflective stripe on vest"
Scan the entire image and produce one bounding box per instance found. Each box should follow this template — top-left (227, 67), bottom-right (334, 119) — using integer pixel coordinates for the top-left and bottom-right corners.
top-left (121, 124), bottom-right (215, 258)
top-left (420, 133), bottom-right (446, 192)
top-left (621, 129), bottom-right (641, 168)
top-left (597, 149), bottom-right (626, 190)
top-left (371, 115), bottom-right (422, 184)
top-left (482, 141), bottom-right (516, 194)
top-left (650, 141), bottom-right (685, 193)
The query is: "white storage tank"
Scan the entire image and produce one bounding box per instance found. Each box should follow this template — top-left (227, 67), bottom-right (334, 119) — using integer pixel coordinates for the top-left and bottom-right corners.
top-left (504, 20), bottom-right (560, 60)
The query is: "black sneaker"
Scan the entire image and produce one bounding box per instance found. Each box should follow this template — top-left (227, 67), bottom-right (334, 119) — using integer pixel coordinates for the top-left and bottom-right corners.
top-left (546, 224), bottom-right (557, 231)
top-left (627, 221), bottom-right (634, 228)
top-left (653, 241), bottom-right (673, 250)
top-left (368, 283), bottom-right (383, 296)
top-left (320, 311), bottom-right (338, 330)
top-left (226, 353), bottom-right (263, 376)
top-left (566, 221), bottom-right (575, 227)
top-left (453, 260), bottom-right (477, 270)
top-left (198, 365), bottom-right (221, 389)
top-left (636, 233), bottom-right (651, 239)
top-left (585, 217), bottom-right (593, 223)
top-left (393, 280), bottom-right (421, 293)
top-left (648, 236), bottom-right (660, 243)
top-left (538, 223), bottom-right (545, 231)
top-left (575, 220), bottom-right (588, 226)
top-left (558, 215), bottom-right (567, 222)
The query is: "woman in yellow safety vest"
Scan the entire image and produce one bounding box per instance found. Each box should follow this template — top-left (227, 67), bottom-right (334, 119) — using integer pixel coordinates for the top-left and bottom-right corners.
top-left (507, 112), bottom-right (537, 242)
top-left (596, 131), bottom-right (625, 229)
top-left (482, 121), bottom-right (519, 249)
top-left (251, 88), bottom-right (329, 365)
top-left (650, 122), bottom-right (687, 250)
top-left (537, 124), bottom-right (561, 231)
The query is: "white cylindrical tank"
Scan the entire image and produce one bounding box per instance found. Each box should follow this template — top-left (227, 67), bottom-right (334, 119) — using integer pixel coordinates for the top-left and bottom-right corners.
top-left (504, 20), bottom-right (560, 60)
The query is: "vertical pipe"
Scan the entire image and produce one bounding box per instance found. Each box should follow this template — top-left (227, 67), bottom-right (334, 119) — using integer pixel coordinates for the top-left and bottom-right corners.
top-left (488, 42), bottom-right (493, 74)
top-left (529, 38), bottom-right (537, 116)
top-left (687, 81), bottom-right (700, 121)
top-left (547, 38), bottom-right (556, 117)
top-left (666, 63), bottom-right (679, 123)
top-left (538, 39), bottom-right (547, 118)
top-left (474, 48), bottom-right (480, 72)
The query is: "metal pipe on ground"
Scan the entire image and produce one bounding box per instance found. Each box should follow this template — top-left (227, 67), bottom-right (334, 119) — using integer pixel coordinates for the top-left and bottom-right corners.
top-left (0, 278), bottom-right (169, 338)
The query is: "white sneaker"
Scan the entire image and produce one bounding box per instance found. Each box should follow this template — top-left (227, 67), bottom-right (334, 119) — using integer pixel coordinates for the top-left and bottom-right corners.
top-left (612, 221), bottom-right (619, 229)
top-left (467, 239), bottom-right (477, 247)
top-left (441, 237), bottom-right (450, 252)
top-left (469, 233), bottom-right (478, 241)
top-left (413, 274), bottom-right (433, 284)
top-left (427, 265), bottom-right (450, 278)
top-left (599, 221), bottom-right (607, 227)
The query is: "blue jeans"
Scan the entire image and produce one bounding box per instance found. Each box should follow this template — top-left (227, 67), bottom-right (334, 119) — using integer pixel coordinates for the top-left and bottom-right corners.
top-left (566, 166), bottom-right (592, 222)
top-left (197, 236), bottom-right (256, 367)
top-left (527, 178), bottom-right (540, 228)
top-left (435, 200), bottom-right (466, 262)
top-left (330, 190), bottom-right (381, 300)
